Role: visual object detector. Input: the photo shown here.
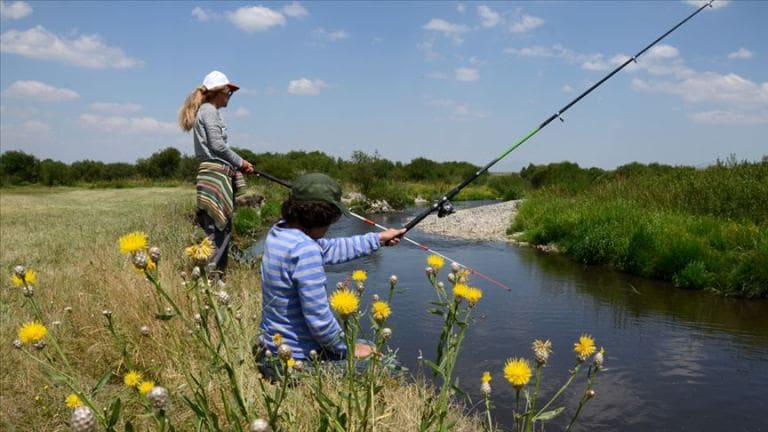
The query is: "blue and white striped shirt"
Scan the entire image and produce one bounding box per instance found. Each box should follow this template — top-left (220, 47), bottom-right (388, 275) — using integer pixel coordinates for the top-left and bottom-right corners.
top-left (259, 222), bottom-right (380, 360)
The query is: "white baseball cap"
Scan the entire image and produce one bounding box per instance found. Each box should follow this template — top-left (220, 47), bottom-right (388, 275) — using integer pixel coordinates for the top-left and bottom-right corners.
top-left (202, 70), bottom-right (240, 92)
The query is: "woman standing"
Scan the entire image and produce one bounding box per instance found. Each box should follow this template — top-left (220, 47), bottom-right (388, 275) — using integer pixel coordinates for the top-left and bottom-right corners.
top-left (178, 70), bottom-right (254, 276)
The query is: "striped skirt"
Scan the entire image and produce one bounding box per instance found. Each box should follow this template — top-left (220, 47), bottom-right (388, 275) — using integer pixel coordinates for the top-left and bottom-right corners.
top-left (196, 161), bottom-right (246, 231)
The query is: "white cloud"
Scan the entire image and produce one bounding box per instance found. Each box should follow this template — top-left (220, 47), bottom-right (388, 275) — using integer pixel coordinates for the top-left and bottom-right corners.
top-left (0, 1), bottom-right (32, 20)
top-left (3, 80), bottom-right (79, 101)
top-left (192, 6), bottom-right (218, 22)
top-left (689, 110), bottom-right (768, 125)
top-left (504, 44), bottom-right (611, 71)
top-left (456, 4), bottom-right (466, 14)
top-left (509, 13), bottom-right (544, 33)
top-left (685, 0), bottom-right (730, 10)
top-left (562, 84), bottom-right (575, 93)
top-left (728, 47), bottom-right (753, 60)
top-left (423, 18), bottom-right (470, 35)
top-left (90, 102), bottom-right (142, 114)
top-left (21, 119), bottom-right (49, 133)
top-left (631, 73), bottom-right (768, 107)
top-left (313, 28), bottom-right (349, 42)
top-left (283, 2), bottom-right (308, 18)
top-left (79, 113), bottom-right (177, 134)
top-left (287, 78), bottom-right (327, 96)
top-left (228, 6), bottom-right (286, 33)
top-left (478, 5), bottom-right (502, 28)
top-left (232, 107), bottom-right (251, 117)
top-left (0, 26), bottom-right (143, 68)
top-left (455, 67), bottom-right (479, 82)
top-left (428, 98), bottom-right (487, 120)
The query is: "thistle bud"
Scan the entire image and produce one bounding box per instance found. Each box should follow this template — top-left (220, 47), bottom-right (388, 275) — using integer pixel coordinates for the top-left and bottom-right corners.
top-left (148, 246), bottom-right (161, 263)
top-left (532, 339), bottom-right (553, 367)
top-left (372, 294), bottom-right (380, 302)
top-left (71, 406), bottom-right (96, 432)
top-left (191, 266), bottom-right (201, 279)
top-left (336, 282), bottom-right (345, 290)
top-left (140, 326), bottom-right (150, 336)
top-left (451, 262), bottom-right (461, 273)
top-left (481, 382), bottom-right (492, 397)
top-left (277, 344), bottom-right (292, 361)
top-left (147, 386), bottom-right (169, 409)
top-left (22, 285), bottom-right (34, 297)
top-left (447, 273), bottom-right (456, 283)
top-left (102, 310), bottom-right (112, 318)
top-left (389, 275), bottom-right (398, 286)
top-left (216, 290), bottom-right (230, 306)
top-left (437, 282), bottom-right (445, 290)
top-left (33, 340), bottom-right (47, 350)
top-left (193, 313), bottom-right (202, 323)
top-left (356, 282), bottom-right (365, 294)
top-left (12, 339), bottom-right (22, 349)
top-left (132, 251), bottom-right (149, 270)
top-left (586, 389), bottom-right (596, 399)
top-left (381, 327), bottom-right (392, 340)
top-left (165, 307), bottom-right (172, 315)
top-left (249, 419), bottom-right (270, 432)
top-left (13, 265), bottom-right (26, 278)
top-left (594, 348), bottom-right (605, 369)
top-left (309, 350), bottom-right (318, 360)
top-left (425, 266), bottom-right (435, 276)
top-left (265, 350), bottom-right (273, 359)
top-left (235, 312), bottom-right (242, 321)
top-left (294, 360), bottom-right (305, 371)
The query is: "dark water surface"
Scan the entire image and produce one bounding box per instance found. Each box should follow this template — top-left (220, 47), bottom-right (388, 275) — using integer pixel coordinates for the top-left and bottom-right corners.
top-left (249, 202), bottom-right (768, 431)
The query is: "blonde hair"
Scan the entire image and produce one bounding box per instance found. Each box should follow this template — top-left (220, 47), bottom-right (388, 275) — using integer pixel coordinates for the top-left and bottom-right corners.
top-left (177, 86), bottom-right (230, 132)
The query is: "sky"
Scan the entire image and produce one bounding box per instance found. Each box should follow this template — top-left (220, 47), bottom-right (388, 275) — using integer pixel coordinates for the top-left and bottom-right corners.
top-left (0, 0), bottom-right (766, 172)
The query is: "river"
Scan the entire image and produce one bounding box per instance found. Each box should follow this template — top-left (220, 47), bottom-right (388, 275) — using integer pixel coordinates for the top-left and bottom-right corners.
top-left (249, 202), bottom-right (768, 431)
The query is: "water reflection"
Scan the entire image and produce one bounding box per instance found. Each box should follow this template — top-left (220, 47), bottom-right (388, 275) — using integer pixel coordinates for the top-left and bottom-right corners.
top-left (246, 203), bottom-right (768, 431)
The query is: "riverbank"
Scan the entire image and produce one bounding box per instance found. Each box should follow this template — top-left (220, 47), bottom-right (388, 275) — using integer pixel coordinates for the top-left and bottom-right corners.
top-left (415, 200), bottom-right (521, 242)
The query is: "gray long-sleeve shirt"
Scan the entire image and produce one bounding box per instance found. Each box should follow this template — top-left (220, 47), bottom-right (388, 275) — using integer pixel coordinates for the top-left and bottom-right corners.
top-left (193, 103), bottom-right (243, 169)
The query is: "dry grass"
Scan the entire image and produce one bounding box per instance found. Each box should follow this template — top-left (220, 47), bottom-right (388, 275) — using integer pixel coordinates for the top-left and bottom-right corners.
top-left (0, 186), bottom-right (481, 431)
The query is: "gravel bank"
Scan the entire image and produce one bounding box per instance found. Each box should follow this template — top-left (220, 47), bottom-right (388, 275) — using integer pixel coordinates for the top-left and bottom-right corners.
top-left (414, 200), bottom-right (521, 242)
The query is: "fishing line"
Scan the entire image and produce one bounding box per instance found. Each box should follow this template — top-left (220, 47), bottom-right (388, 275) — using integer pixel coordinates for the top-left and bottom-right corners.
top-left (251, 169), bottom-right (513, 291)
top-left (403, 0), bottom-right (715, 231)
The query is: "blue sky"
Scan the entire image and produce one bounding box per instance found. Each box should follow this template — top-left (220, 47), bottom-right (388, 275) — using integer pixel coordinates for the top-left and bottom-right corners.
top-left (1, 0), bottom-right (765, 171)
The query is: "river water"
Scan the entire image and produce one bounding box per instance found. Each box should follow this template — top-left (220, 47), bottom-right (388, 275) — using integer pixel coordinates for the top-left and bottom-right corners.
top-left (249, 202), bottom-right (768, 431)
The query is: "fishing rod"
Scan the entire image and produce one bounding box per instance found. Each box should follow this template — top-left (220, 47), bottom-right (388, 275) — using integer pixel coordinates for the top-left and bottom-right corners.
top-left (252, 169), bottom-right (513, 291)
top-left (403, 0), bottom-right (714, 232)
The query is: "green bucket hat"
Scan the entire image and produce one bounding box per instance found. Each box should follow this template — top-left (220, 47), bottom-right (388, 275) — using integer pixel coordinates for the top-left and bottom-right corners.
top-left (290, 173), bottom-right (350, 216)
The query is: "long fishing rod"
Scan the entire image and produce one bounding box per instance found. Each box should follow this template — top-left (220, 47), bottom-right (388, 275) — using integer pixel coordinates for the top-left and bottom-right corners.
top-left (403, 0), bottom-right (714, 232)
top-left (252, 169), bottom-right (513, 291)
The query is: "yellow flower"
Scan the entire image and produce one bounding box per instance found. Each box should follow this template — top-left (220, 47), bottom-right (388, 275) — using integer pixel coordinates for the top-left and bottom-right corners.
top-left (11, 269), bottom-right (37, 287)
top-left (329, 290), bottom-right (359, 319)
top-left (119, 232), bottom-right (148, 255)
top-left (185, 237), bottom-right (214, 261)
top-left (452, 283), bottom-right (469, 302)
top-left (138, 380), bottom-right (155, 395)
top-left (272, 333), bottom-right (283, 347)
top-left (482, 371), bottom-right (492, 384)
top-left (464, 287), bottom-right (483, 306)
top-left (286, 358), bottom-right (296, 368)
top-left (65, 393), bottom-right (82, 409)
top-left (18, 321), bottom-right (47, 344)
top-left (351, 270), bottom-right (367, 282)
top-left (124, 370), bottom-right (141, 388)
top-left (371, 301), bottom-right (391, 322)
top-left (504, 358), bottom-right (532, 389)
top-left (573, 334), bottom-right (596, 361)
top-left (427, 255), bottom-right (445, 270)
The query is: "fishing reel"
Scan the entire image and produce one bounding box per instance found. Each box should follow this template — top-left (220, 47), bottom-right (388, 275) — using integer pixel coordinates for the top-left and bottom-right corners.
top-left (437, 200), bottom-right (456, 218)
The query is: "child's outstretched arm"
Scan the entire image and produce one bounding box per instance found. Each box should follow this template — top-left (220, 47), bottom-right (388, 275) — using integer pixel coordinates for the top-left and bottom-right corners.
top-left (379, 227), bottom-right (406, 246)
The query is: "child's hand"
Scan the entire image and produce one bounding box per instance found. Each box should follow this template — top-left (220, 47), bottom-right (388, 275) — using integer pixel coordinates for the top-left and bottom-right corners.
top-left (379, 228), bottom-right (406, 246)
top-left (354, 343), bottom-right (373, 359)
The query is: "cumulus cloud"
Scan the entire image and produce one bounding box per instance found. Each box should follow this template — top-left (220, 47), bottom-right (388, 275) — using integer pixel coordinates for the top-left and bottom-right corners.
top-left (228, 6), bottom-right (286, 33)
top-left (509, 13), bottom-right (544, 33)
top-left (689, 110), bottom-right (768, 125)
top-left (313, 28), bottom-right (349, 42)
top-left (631, 73), bottom-right (768, 107)
top-left (79, 113), bottom-right (177, 134)
top-left (21, 119), bottom-right (49, 133)
top-left (287, 78), bottom-right (327, 96)
top-left (728, 47), bottom-right (753, 60)
top-left (478, 5), bottom-right (502, 28)
top-left (685, 0), bottom-right (730, 9)
top-left (428, 98), bottom-right (487, 120)
top-left (504, 44), bottom-right (613, 71)
top-left (423, 18), bottom-right (470, 43)
top-left (283, 2), bottom-right (308, 18)
top-left (3, 80), bottom-right (79, 101)
top-left (0, 1), bottom-right (31, 20)
top-left (191, 6), bottom-right (218, 22)
top-left (455, 67), bottom-right (479, 82)
top-left (0, 25), bottom-right (143, 68)
top-left (90, 102), bottom-right (142, 114)
top-left (562, 84), bottom-right (575, 93)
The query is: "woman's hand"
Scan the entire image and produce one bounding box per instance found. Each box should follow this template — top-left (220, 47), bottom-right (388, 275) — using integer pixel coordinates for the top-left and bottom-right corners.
top-left (240, 159), bottom-right (254, 174)
top-left (379, 228), bottom-right (406, 246)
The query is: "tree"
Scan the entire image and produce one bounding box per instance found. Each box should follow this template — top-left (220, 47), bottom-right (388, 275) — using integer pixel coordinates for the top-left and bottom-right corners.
top-left (137, 147), bottom-right (182, 179)
top-left (0, 150), bottom-right (40, 185)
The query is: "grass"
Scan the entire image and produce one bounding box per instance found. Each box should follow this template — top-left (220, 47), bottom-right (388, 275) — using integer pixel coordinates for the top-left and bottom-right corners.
top-left (0, 186), bottom-right (483, 431)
